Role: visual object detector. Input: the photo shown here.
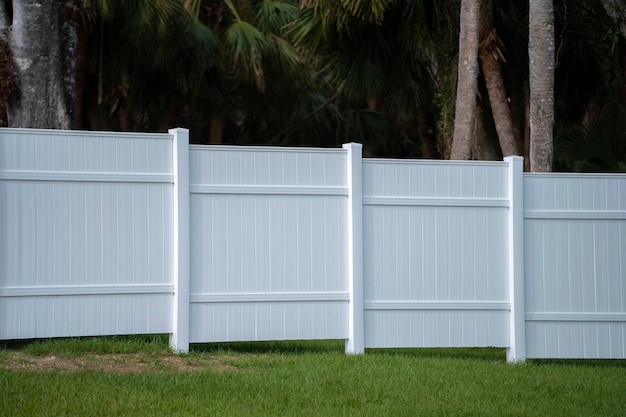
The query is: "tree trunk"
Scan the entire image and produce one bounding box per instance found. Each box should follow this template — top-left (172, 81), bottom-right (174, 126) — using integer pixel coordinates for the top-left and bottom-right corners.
top-left (479, 27), bottom-right (519, 157)
top-left (0, 3), bottom-right (14, 127)
top-left (524, 84), bottom-right (530, 172)
top-left (159, 96), bottom-right (185, 132)
top-left (0, 1), bottom-right (10, 31)
top-left (210, 115), bottom-right (224, 144)
top-left (433, 0), bottom-right (461, 159)
top-left (6, 0), bottom-right (76, 129)
top-left (451, 0), bottom-right (481, 160)
top-left (472, 104), bottom-right (501, 160)
top-left (417, 110), bottom-right (437, 158)
top-left (73, 19), bottom-right (88, 129)
top-left (529, 0), bottom-right (555, 172)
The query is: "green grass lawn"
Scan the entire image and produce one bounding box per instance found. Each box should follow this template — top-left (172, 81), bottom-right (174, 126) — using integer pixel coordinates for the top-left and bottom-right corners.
top-left (1, 336), bottom-right (625, 416)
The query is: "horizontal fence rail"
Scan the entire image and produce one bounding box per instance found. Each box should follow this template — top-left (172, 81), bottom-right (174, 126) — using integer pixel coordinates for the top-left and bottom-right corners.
top-left (1, 128), bottom-right (625, 361)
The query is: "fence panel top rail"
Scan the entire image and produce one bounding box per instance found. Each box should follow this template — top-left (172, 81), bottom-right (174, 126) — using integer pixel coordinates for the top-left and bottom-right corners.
top-left (524, 173), bottom-right (626, 212)
top-left (0, 128), bottom-right (174, 176)
top-left (363, 158), bottom-right (509, 201)
top-left (189, 145), bottom-right (347, 189)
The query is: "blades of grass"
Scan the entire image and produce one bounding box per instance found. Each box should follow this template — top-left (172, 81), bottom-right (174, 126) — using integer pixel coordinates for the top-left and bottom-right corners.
top-left (2, 342), bottom-right (626, 417)
top-left (20, 334), bottom-right (170, 357)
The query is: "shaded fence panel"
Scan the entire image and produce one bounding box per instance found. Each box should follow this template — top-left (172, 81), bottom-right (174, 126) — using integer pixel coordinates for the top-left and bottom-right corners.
top-left (187, 146), bottom-right (349, 343)
top-left (362, 160), bottom-right (511, 348)
top-left (524, 174), bottom-right (626, 358)
top-left (0, 129), bottom-right (175, 339)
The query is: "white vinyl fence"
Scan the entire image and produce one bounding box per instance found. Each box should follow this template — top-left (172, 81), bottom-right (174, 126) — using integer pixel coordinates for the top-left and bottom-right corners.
top-left (524, 174), bottom-right (626, 358)
top-left (1, 128), bottom-right (625, 361)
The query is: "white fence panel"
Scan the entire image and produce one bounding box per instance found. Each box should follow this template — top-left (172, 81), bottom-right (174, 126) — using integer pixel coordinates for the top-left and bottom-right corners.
top-left (0, 129), bottom-right (175, 339)
top-left (2, 128), bottom-right (626, 360)
top-left (362, 160), bottom-right (511, 348)
top-left (524, 174), bottom-right (626, 358)
top-left (188, 146), bottom-right (349, 343)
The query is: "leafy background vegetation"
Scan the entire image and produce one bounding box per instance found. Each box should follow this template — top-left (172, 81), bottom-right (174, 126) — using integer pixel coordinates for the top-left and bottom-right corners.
top-left (2, 0), bottom-right (620, 170)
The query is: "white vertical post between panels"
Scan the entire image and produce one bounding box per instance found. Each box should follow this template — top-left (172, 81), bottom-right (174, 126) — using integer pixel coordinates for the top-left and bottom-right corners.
top-left (169, 128), bottom-right (190, 353)
top-left (343, 143), bottom-right (365, 354)
top-left (505, 156), bottom-right (526, 362)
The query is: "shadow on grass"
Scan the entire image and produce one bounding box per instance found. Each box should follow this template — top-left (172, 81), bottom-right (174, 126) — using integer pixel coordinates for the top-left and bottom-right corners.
top-left (191, 339), bottom-right (346, 355)
top-left (0, 334), bottom-right (170, 355)
top-left (529, 358), bottom-right (626, 368)
top-left (190, 341), bottom-right (626, 367)
top-left (0, 339), bottom-right (35, 351)
top-left (367, 347), bottom-right (507, 362)
top-left (190, 340), bottom-right (507, 362)
top-left (3, 336), bottom-right (625, 368)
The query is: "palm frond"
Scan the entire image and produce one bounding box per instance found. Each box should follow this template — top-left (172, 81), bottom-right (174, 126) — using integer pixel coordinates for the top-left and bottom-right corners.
top-left (256, 0), bottom-right (301, 33)
top-left (225, 20), bottom-right (270, 90)
top-left (265, 33), bottom-right (303, 80)
top-left (345, 108), bottom-right (389, 141)
top-left (556, 99), bottom-right (626, 172)
top-left (340, 0), bottom-right (393, 24)
top-left (400, 0), bottom-right (437, 50)
top-left (290, 6), bottom-right (338, 54)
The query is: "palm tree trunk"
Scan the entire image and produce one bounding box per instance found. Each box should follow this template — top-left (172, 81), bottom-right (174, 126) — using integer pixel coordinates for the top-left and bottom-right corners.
top-left (73, 20), bottom-right (88, 129)
top-left (451, 0), bottom-right (481, 160)
top-left (418, 110), bottom-right (437, 158)
top-left (529, 0), bottom-right (555, 172)
top-left (210, 115), bottom-right (224, 144)
top-left (524, 84), bottom-right (530, 172)
top-left (479, 28), bottom-right (519, 157)
top-left (472, 104), bottom-right (500, 160)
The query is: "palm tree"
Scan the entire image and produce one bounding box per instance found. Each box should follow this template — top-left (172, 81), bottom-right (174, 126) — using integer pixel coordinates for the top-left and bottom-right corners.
top-left (478, 0), bottom-right (519, 157)
top-left (77, 0), bottom-right (219, 132)
top-left (528, 0), bottom-right (555, 171)
top-left (450, 0), bottom-right (481, 160)
top-left (83, 0), bottom-right (329, 145)
top-left (288, 0), bottom-right (440, 155)
top-left (552, 0), bottom-right (626, 171)
top-left (556, 98), bottom-right (626, 172)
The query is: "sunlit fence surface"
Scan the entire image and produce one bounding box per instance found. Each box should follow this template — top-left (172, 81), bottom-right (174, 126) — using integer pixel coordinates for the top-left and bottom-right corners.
top-left (1, 128), bottom-right (625, 361)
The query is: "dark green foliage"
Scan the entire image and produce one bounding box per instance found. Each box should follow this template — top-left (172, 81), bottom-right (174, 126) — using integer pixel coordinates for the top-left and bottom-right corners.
top-left (556, 99), bottom-right (626, 171)
top-left (69, 0), bottom-right (626, 166)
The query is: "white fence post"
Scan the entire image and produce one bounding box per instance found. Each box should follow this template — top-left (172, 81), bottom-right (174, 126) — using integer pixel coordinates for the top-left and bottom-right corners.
top-left (505, 156), bottom-right (526, 362)
top-left (169, 128), bottom-right (190, 353)
top-left (343, 143), bottom-right (365, 354)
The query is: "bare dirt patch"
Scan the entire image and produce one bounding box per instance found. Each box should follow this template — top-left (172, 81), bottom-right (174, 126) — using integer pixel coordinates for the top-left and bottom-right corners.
top-left (0, 352), bottom-right (239, 373)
